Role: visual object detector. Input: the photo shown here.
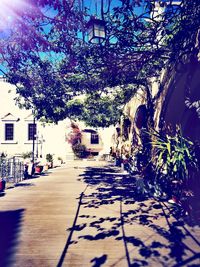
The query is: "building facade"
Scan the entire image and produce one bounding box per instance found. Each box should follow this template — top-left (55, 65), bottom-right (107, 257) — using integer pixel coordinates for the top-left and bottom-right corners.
top-left (0, 78), bottom-right (115, 162)
top-left (0, 78), bottom-right (68, 163)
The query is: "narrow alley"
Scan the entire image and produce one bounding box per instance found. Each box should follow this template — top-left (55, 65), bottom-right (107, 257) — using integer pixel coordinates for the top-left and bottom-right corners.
top-left (0, 161), bottom-right (200, 267)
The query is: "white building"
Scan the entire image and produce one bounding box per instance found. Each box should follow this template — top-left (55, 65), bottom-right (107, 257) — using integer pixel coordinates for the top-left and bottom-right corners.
top-left (0, 78), bottom-right (69, 163)
top-left (80, 129), bottom-right (103, 155)
top-left (0, 78), bottom-right (115, 162)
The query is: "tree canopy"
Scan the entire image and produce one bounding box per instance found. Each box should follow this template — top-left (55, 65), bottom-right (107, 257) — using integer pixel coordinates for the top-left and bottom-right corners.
top-left (0, 0), bottom-right (199, 126)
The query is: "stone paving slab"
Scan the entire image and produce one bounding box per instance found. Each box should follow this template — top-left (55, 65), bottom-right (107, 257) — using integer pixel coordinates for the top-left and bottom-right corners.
top-left (0, 160), bottom-right (200, 267)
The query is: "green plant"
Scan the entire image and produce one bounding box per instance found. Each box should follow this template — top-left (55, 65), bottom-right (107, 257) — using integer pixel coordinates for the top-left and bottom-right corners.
top-left (0, 152), bottom-right (7, 164)
top-left (22, 151), bottom-right (32, 159)
top-left (46, 153), bottom-right (53, 163)
top-left (151, 126), bottom-right (198, 181)
top-left (149, 126), bottom-right (198, 200)
top-left (72, 143), bottom-right (86, 158)
top-left (57, 156), bottom-right (63, 164)
top-left (0, 152), bottom-right (7, 159)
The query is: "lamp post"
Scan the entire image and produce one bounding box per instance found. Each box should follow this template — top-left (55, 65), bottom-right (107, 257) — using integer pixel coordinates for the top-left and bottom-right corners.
top-left (31, 114), bottom-right (36, 175)
top-left (39, 134), bottom-right (45, 158)
top-left (36, 132), bottom-right (39, 159)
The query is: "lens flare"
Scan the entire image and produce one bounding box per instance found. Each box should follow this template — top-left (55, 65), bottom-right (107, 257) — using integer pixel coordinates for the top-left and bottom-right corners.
top-left (0, 0), bottom-right (29, 29)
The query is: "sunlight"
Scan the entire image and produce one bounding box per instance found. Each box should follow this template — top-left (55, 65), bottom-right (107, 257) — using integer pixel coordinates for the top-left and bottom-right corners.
top-left (0, 0), bottom-right (29, 29)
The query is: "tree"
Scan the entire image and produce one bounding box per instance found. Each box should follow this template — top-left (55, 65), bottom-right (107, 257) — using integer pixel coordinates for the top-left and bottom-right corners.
top-left (0, 0), bottom-right (198, 127)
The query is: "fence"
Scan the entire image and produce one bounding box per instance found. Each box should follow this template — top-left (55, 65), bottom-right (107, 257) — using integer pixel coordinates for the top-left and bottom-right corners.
top-left (0, 157), bottom-right (24, 184)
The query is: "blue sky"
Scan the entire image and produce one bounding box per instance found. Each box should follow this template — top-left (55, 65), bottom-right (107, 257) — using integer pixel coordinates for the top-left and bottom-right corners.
top-left (84, 0), bottom-right (145, 17)
top-left (0, 0), bottom-right (148, 75)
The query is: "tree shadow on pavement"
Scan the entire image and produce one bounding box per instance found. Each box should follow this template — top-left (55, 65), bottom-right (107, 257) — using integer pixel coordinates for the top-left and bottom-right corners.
top-left (65, 165), bottom-right (200, 267)
top-left (0, 209), bottom-right (25, 267)
top-left (79, 166), bottom-right (140, 206)
top-left (90, 254), bottom-right (107, 267)
top-left (15, 183), bottom-right (35, 187)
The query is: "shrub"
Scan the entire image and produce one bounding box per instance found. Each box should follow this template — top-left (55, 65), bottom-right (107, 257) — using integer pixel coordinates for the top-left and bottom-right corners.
top-left (22, 151), bottom-right (32, 159)
top-left (149, 125), bottom-right (199, 199)
top-left (72, 143), bottom-right (86, 158)
top-left (151, 126), bottom-right (198, 182)
top-left (46, 153), bottom-right (53, 163)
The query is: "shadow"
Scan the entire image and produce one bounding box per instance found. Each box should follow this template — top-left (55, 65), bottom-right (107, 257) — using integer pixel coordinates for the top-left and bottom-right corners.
top-left (74, 165), bottom-right (200, 266)
top-left (0, 209), bottom-right (25, 267)
top-left (15, 183), bottom-right (35, 187)
top-left (78, 166), bottom-right (142, 209)
top-left (57, 190), bottom-right (86, 267)
top-left (20, 171), bottom-right (50, 184)
top-left (79, 229), bottom-right (120, 241)
top-left (31, 172), bottom-right (49, 178)
top-left (120, 199), bottom-right (132, 266)
top-left (40, 172), bottom-right (50, 176)
top-left (91, 254), bottom-right (107, 267)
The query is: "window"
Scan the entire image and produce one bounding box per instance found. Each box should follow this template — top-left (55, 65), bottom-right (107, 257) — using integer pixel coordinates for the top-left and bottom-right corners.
top-left (28, 123), bottom-right (36, 140)
top-left (5, 123), bottom-right (14, 140)
top-left (91, 133), bottom-right (99, 144)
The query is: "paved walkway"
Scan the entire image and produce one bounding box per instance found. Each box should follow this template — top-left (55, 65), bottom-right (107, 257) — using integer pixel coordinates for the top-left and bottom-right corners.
top-left (0, 160), bottom-right (200, 267)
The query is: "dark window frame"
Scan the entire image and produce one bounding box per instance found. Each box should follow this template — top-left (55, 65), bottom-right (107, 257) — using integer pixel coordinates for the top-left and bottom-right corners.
top-left (5, 123), bottom-right (14, 141)
top-left (91, 133), bottom-right (99, 144)
top-left (28, 123), bottom-right (37, 141)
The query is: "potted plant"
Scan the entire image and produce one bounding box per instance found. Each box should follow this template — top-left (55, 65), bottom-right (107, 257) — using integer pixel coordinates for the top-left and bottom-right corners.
top-left (150, 125), bottom-right (198, 207)
top-left (57, 156), bottom-right (63, 165)
top-left (72, 143), bottom-right (86, 159)
top-left (46, 153), bottom-right (53, 168)
top-left (0, 178), bottom-right (6, 194)
top-left (35, 165), bottom-right (44, 174)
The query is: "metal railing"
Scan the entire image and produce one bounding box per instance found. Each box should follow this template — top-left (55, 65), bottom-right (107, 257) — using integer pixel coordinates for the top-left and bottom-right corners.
top-left (0, 157), bottom-right (24, 184)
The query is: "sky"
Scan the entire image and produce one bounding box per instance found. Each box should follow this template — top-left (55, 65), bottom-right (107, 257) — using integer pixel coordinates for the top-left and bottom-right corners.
top-left (83, 0), bottom-right (145, 18)
top-left (0, 0), bottom-right (29, 30)
top-left (0, 0), bottom-right (122, 74)
top-left (0, 0), bottom-right (156, 75)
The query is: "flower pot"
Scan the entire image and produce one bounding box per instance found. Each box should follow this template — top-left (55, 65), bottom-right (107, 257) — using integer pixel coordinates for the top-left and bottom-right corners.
top-left (0, 178), bottom-right (6, 192)
top-left (43, 164), bottom-right (49, 171)
top-left (35, 166), bottom-right (43, 174)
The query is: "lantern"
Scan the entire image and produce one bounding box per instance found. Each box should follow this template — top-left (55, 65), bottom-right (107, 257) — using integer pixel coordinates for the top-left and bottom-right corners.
top-left (87, 17), bottom-right (106, 44)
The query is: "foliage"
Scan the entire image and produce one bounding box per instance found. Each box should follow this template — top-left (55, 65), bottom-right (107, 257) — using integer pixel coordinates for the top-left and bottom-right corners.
top-left (12, 61), bottom-right (74, 123)
top-left (71, 94), bottom-right (122, 128)
top-left (21, 151), bottom-right (32, 159)
top-left (72, 143), bottom-right (87, 159)
top-left (151, 126), bottom-right (198, 182)
top-left (67, 84), bottom-right (137, 127)
top-left (0, 152), bottom-right (7, 163)
top-left (0, 152), bottom-right (7, 158)
top-left (0, 0), bottom-right (193, 126)
top-left (46, 153), bottom-right (53, 163)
